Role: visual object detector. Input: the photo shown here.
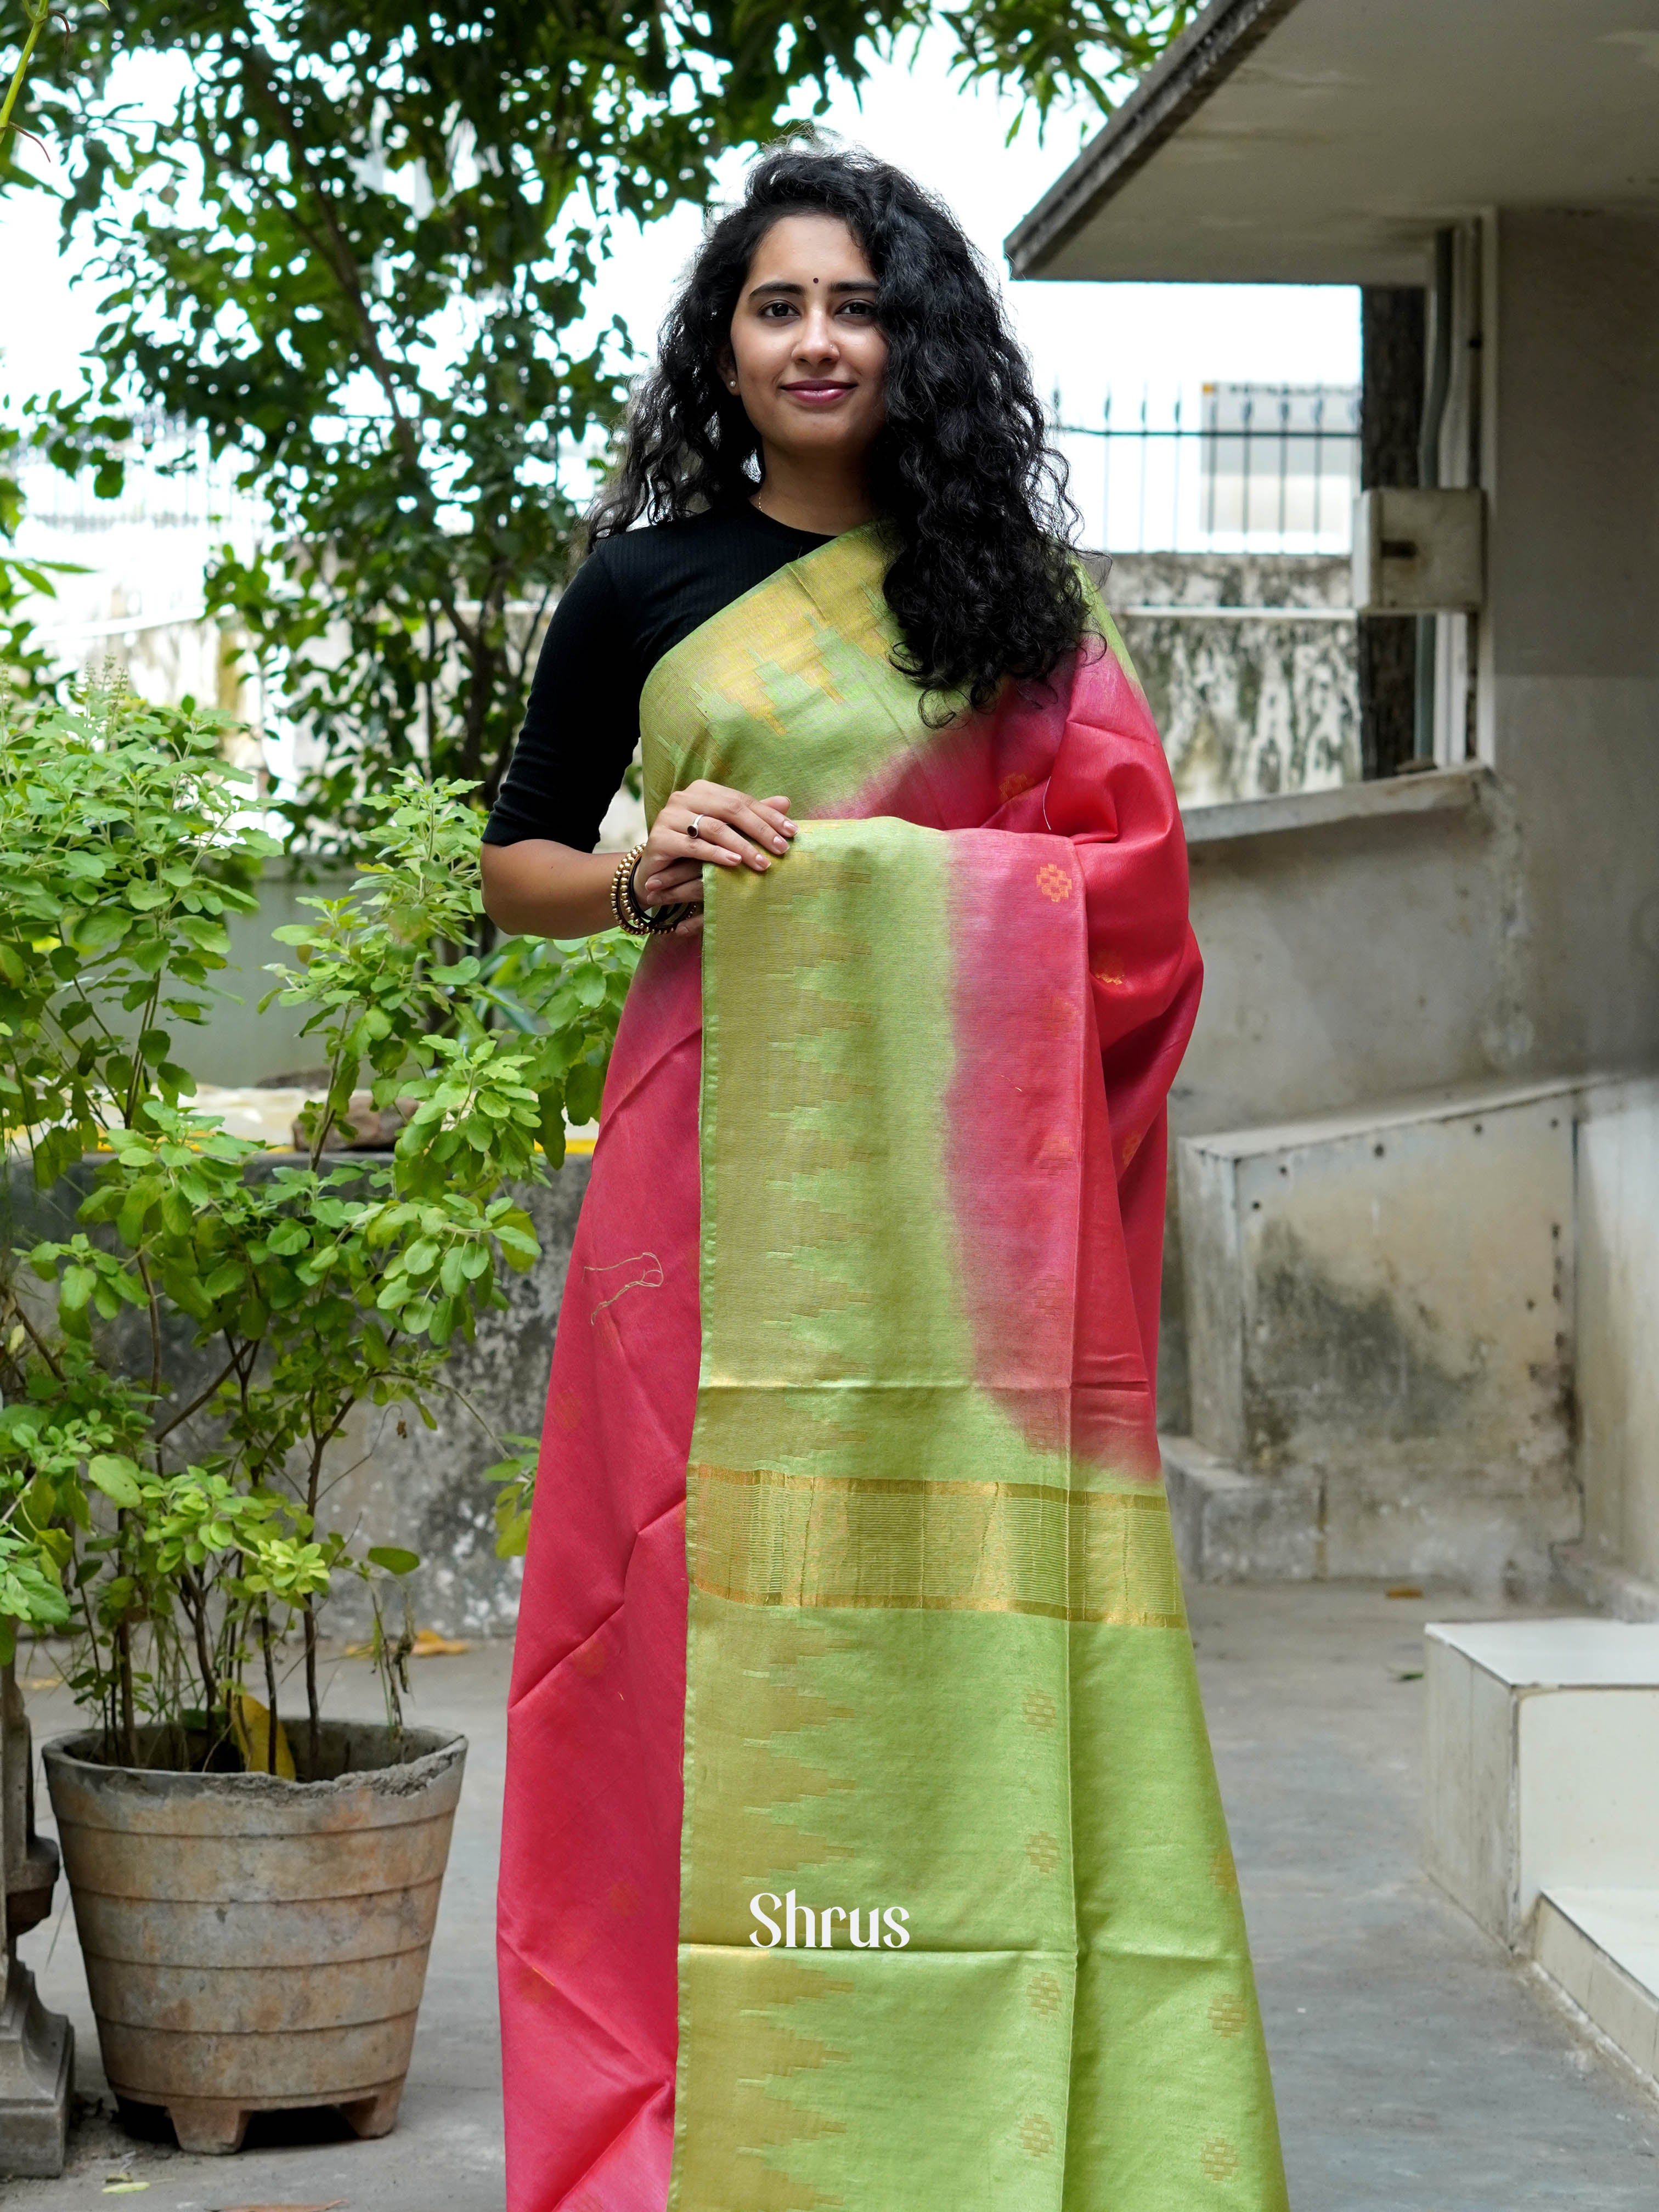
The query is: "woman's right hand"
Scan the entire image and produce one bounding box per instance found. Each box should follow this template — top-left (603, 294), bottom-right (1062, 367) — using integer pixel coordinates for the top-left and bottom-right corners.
top-left (636, 780), bottom-right (796, 921)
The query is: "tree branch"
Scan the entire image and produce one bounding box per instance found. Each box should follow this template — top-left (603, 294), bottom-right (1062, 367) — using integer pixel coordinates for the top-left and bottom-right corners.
top-left (152, 1355), bottom-right (239, 1444)
top-left (230, 43), bottom-right (482, 657)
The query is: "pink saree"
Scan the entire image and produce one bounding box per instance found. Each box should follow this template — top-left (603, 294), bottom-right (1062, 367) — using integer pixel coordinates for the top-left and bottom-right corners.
top-left (498, 528), bottom-right (1286, 2210)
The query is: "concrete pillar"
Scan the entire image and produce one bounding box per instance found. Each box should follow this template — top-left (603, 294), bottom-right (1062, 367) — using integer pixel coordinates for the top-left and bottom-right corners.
top-left (1477, 208), bottom-right (1659, 1076)
top-left (0, 1660), bottom-right (71, 2177)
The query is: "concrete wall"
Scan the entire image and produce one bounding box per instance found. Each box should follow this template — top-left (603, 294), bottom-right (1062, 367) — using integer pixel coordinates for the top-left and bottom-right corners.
top-left (1173, 768), bottom-right (1514, 1139)
top-left (1172, 1081), bottom-right (1579, 1596)
top-left (1163, 207), bottom-right (1659, 1141)
top-left (1479, 210), bottom-right (1659, 1081)
top-left (1156, 768), bottom-right (1515, 1425)
top-left (1165, 1066), bottom-right (1659, 1605)
top-left (1155, 211), bottom-right (1659, 1493)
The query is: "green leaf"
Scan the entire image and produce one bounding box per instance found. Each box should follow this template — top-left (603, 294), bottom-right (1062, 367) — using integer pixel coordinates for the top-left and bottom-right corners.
top-left (87, 1455), bottom-right (144, 1509)
top-left (537, 1093), bottom-right (567, 1168)
top-left (159, 1264), bottom-right (213, 1321)
top-left (36, 1527), bottom-right (73, 1572)
top-left (71, 906), bottom-right (130, 954)
top-left (494, 1508), bottom-right (532, 1559)
top-left (565, 1060), bottom-right (605, 1125)
top-left (367, 1545), bottom-right (420, 1576)
top-left (21, 1474), bottom-right (57, 1526)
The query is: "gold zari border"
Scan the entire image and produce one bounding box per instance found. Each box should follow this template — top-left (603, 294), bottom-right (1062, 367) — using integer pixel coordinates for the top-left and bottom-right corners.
top-left (689, 1462), bottom-right (1186, 1627)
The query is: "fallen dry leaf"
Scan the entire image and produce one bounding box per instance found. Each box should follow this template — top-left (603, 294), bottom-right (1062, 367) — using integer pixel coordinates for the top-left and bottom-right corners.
top-left (345, 1626), bottom-right (469, 1659)
top-left (230, 1689), bottom-right (296, 1778)
top-left (1385, 1584), bottom-right (1424, 1600)
top-left (410, 1627), bottom-right (470, 1656)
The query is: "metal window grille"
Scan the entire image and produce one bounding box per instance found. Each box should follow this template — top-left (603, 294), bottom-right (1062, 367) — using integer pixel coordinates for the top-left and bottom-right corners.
top-left (15, 419), bottom-right (267, 539)
top-left (1050, 382), bottom-right (1361, 556)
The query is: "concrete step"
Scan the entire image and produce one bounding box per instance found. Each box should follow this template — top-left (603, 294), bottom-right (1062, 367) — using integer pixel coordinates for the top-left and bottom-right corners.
top-left (1534, 1888), bottom-right (1659, 2081)
top-left (1159, 1434), bottom-right (1319, 1581)
top-left (1424, 1618), bottom-right (1659, 1946)
top-left (1553, 1542), bottom-right (1659, 1623)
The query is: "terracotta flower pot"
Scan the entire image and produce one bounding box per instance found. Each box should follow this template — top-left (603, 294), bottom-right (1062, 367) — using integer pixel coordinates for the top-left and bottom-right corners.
top-left (43, 1722), bottom-right (465, 2154)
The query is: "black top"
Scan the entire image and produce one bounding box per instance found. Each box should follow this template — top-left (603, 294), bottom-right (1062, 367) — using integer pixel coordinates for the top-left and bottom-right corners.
top-left (483, 506), bottom-right (832, 851)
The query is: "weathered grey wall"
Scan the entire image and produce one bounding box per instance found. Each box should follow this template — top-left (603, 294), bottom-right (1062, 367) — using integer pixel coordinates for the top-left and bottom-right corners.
top-left (1174, 771), bottom-right (1510, 1138)
top-left (1155, 769), bottom-right (1513, 1425)
top-left (1172, 1082), bottom-right (1579, 1598)
top-left (1153, 211), bottom-right (1659, 1593)
top-left (1104, 554), bottom-right (1359, 810)
top-left (317, 1161), bottom-right (588, 1638)
top-left (199, 860), bottom-right (354, 1090)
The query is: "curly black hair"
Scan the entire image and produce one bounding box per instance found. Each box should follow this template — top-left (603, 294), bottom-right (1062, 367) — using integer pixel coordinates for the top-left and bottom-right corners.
top-left (589, 139), bottom-right (1087, 719)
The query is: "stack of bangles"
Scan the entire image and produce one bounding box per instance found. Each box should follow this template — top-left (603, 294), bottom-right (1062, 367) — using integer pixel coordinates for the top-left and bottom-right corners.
top-left (608, 840), bottom-right (693, 938)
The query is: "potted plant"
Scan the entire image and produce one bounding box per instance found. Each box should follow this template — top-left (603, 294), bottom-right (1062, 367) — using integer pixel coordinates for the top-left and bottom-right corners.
top-left (0, 685), bottom-right (616, 2153)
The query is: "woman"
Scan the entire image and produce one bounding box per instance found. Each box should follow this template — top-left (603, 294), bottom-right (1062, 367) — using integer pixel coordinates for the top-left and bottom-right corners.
top-left (484, 142), bottom-right (1288, 2212)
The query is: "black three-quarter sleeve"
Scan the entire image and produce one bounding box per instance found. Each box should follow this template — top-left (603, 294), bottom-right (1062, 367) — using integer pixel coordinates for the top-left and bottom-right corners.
top-left (483, 508), bottom-right (832, 852)
top-left (483, 552), bottom-right (644, 852)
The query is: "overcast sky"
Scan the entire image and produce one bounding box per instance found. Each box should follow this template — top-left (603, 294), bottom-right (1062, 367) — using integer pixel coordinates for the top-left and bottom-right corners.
top-left (587, 31), bottom-right (1361, 420)
top-left (3, 31), bottom-right (1358, 434)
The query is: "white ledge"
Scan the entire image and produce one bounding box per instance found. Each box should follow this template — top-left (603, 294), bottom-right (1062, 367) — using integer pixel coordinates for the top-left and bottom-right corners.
top-left (1116, 602), bottom-right (1356, 622)
top-left (1183, 763), bottom-right (1491, 847)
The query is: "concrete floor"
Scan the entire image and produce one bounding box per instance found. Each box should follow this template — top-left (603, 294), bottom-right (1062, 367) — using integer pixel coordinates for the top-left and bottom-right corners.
top-left (9, 1586), bottom-right (1659, 2208)
top-left (1192, 1585), bottom-right (1659, 2210)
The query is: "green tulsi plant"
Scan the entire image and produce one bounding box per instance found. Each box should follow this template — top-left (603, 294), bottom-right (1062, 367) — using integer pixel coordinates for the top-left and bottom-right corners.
top-left (0, 683), bottom-right (627, 1771)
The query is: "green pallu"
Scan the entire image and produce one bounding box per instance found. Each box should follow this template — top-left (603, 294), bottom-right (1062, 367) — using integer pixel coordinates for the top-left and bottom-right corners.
top-left (652, 531), bottom-right (1286, 2210)
top-left (672, 854), bottom-right (1284, 2205)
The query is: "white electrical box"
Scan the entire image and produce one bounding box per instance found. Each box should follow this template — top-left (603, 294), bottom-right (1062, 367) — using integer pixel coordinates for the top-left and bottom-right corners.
top-left (1352, 487), bottom-right (1485, 613)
